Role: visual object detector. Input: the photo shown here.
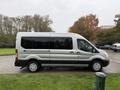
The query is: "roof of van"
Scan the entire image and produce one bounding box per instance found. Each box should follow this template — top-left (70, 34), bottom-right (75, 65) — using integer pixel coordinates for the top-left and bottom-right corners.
top-left (17, 32), bottom-right (86, 39)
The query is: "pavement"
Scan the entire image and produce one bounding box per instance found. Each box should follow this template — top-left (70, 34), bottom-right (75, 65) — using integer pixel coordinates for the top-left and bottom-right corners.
top-left (0, 50), bottom-right (120, 74)
top-left (0, 55), bottom-right (20, 74)
top-left (103, 50), bottom-right (120, 73)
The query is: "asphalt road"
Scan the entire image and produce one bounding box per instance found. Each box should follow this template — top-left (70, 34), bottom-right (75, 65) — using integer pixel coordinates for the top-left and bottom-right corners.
top-left (0, 50), bottom-right (120, 74)
top-left (0, 55), bottom-right (20, 74)
top-left (103, 50), bottom-right (120, 73)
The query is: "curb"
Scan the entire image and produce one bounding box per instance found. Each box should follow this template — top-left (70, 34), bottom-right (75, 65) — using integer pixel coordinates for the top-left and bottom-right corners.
top-left (0, 54), bottom-right (15, 56)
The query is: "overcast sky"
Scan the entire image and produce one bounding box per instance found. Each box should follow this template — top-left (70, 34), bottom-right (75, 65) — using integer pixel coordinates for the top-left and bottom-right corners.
top-left (0, 0), bottom-right (119, 32)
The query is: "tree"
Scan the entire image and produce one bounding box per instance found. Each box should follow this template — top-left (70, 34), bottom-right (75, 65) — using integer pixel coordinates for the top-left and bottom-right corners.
top-left (0, 14), bottom-right (53, 48)
top-left (68, 14), bottom-right (99, 42)
top-left (32, 15), bottom-right (52, 32)
top-left (114, 14), bottom-right (120, 30)
top-left (96, 27), bottom-right (120, 45)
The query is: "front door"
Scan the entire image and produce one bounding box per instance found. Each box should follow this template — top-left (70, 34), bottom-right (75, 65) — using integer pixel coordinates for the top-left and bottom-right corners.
top-left (77, 39), bottom-right (97, 62)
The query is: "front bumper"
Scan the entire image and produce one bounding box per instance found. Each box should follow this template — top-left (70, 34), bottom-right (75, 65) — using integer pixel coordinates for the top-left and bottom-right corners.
top-left (103, 60), bottom-right (110, 67)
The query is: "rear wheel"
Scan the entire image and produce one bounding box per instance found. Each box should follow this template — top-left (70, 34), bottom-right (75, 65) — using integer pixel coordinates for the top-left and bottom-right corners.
top-left (90, 61), bottom-right (102, 72)
top-left (27, 61), bottom-right (40, 72)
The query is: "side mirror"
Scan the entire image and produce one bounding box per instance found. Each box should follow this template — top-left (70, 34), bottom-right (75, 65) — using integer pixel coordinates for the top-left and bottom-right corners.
top-left (92, 49), bottom-right (96, 53)
top-left (88, 46), bottom-right (93, 52)
top-left (88, 46), bottom-right (96, 53)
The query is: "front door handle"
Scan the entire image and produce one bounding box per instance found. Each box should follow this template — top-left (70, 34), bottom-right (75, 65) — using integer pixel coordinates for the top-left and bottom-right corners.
top-left (23, 50), bottom-right (26, 52)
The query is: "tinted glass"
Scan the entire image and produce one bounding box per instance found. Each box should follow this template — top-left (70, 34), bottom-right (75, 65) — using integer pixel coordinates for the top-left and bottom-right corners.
top-left (21, 37), bottom-right (73, 49)
top-left (77, 39), bottom-right (97, 53)
top-left (21, 37), bottom-right (50, 49)
top-left (50, 37), bottom-right (73, 49)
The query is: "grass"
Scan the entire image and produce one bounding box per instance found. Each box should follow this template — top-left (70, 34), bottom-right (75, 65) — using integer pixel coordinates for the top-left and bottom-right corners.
top-left (0, 72), bottom-right (119, 90)
top-left (0, 48), bottom-right (15, 55)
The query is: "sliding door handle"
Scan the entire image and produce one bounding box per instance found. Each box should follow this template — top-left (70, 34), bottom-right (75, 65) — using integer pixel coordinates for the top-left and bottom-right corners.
top-left (76, 52), bottom-right (80, 54)
top-left (69, 51), bottom-right (74, 54)
top-left (23, 50), bottom-right (26, 52)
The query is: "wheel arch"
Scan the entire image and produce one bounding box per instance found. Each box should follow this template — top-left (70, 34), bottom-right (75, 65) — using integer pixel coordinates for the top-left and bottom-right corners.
top-left (90, 58), bottom-right (103, 66)
top-left (27, 58), bottom-right (41, 65)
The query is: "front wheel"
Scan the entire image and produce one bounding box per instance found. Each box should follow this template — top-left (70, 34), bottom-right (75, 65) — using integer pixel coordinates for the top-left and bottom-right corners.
top-left (114, 49), bottom-right (117, 52)
top-left (27, 61), bottom-right (40, 72)
top-left (90, 61), bottom-right (103, 72)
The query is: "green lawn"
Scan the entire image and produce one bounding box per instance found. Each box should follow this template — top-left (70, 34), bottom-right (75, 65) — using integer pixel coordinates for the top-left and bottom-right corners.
top-left (0, 72), bottom-right (119, 90)
top-left (0, 48), bottom-right (15, 55)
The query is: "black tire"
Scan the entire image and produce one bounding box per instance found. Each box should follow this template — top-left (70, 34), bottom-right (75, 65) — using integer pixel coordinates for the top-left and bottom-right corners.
top-left (90, 60), bottom-right (103, 72)
top-left (114, 49), bottom-right (117, 52)
top-left (27, 61), bottom-right (40, 72)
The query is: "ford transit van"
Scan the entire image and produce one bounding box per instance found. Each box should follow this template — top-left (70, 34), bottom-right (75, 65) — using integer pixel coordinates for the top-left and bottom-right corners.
top-left (15, 32), bottom-right (109, 72)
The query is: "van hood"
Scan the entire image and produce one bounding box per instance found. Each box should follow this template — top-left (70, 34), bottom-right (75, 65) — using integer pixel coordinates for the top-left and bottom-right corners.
top-left (98, 49), bottom-right (108, 58)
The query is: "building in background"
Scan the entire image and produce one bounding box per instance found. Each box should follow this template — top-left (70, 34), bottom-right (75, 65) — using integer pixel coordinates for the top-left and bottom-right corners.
top-left (100, 25), bottom-right (115, 29)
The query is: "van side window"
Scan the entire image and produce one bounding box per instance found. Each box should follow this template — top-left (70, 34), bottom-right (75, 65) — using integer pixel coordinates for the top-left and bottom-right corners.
top-left (21, 37), bottom-right (73, 49)
top-left (21, 37), bottom-right (50, 49)
top-left (50, 37), bottom-right (73, 49)
top-left (77, 39), bottom-right (97, 53)
top-left (21, 37), bottom-right (33, 49)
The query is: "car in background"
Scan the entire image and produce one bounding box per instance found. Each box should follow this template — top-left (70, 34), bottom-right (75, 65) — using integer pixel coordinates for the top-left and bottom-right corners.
top-left (111, 43), bottom-right (120, 52)
top-left (99, 45), bottom-right (111, 50)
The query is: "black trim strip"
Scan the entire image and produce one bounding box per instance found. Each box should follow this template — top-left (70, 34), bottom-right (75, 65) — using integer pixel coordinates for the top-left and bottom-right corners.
top-left (15, 59), bottom-right (109, 67)
top-left (41, 60), bottom-right (90, 64)
top-left (15, 59), bottom-right (91, 67)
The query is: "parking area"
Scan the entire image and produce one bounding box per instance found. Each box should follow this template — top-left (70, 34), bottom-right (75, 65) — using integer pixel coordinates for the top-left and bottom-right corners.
top-left (0, 50), bottom-right (120, 74)
top-left (103, 50), bottom-right (120, 73)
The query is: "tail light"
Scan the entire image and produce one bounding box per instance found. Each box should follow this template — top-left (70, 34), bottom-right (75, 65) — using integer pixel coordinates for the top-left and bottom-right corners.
top-left (16, 49), bottom-right (18, 60)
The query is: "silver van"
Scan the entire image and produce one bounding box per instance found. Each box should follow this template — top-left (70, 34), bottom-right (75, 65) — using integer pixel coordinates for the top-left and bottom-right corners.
top-left (15, 32), bottom-right (109, 72)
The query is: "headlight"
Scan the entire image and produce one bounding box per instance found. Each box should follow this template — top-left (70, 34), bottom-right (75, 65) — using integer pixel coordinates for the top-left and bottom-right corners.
top-left (98, 49), bottom-right (108, 58)
top-left (104, 51), bottom-right (108, 57)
